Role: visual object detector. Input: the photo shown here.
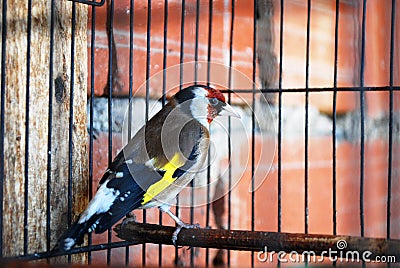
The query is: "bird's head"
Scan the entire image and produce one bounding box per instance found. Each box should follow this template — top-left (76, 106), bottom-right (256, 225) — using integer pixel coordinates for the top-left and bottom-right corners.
top-left (173, 85), bottom-right (240, 126)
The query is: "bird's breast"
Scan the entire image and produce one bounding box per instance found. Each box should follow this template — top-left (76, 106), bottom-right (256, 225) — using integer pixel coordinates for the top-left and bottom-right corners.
top-left (138, 134), bottom-right (209, 209)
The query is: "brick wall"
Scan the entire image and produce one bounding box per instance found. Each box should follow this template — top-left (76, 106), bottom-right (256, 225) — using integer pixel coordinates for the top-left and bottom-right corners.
top-left (87, 0), bottom-right (400, 266)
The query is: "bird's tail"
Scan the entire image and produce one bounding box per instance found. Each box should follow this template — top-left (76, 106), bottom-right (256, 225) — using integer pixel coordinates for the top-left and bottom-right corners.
top-left (52, 214), bottom-right (99, 253)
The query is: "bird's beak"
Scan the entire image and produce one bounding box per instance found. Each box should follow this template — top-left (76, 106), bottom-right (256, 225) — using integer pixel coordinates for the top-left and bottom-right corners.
top-left (219, 103), bottom-right (241, 118)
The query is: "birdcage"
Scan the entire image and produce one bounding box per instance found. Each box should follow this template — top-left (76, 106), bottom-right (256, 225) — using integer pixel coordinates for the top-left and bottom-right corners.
top-left (0, 0), bottom-right (399, 266)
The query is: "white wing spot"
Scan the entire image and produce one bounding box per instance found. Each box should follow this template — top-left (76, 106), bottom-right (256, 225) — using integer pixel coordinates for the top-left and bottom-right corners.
top-left (116, 172), bottom-right (124, 178)
top-left (145, 158), bottom-right (156, 169)
top-left (125, 159), bottom-right (133, 164)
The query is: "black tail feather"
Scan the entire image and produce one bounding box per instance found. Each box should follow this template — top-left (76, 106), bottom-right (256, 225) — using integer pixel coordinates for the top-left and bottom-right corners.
top-left (52, 163), bottom-right (146, 252)
top-left (52, 214), bottom-right (102, 253)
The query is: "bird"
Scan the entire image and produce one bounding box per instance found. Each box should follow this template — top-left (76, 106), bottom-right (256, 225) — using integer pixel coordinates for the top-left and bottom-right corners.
top-left (53, 84), bottom-right (240, 252)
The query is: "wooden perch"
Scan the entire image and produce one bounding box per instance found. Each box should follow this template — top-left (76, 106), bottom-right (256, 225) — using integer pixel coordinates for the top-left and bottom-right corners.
top-left (115, 222), bottom-right (400, 262)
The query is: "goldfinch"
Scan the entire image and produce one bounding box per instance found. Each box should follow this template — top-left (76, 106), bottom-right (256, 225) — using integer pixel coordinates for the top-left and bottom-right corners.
top-left (55, 85), bottom-right (239, 251)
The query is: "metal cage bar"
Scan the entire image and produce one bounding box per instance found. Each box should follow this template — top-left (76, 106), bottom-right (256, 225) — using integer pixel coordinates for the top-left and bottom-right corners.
top-left (387, 0), bottom-right (397, 241)
top-left (46, 0), bottom-right (56, 255)
top-left (304, 0), bottom-right (311, 237)
top-left (175, 0), bottom-right (186, 265)
top-left (67, 2), bottom-right (78, 264)
top-left (332, 0), bottom-right (340, 238)
top-left (106, 0), bottom-right (115, 264)
top-left (88, 1), bottom-right (98, 264)
top-left (158, 0), bottom-right (168, 264)
top-left (0, 0), bottom-right (7, 259)
top-left (126, 0), bottom-right (134, 265)
top-left (359, 0), bottom-right (367, 238)
top-left (277, 1), bottom-right (284, 267)
top-left (205, 0), bottom-right (213, 265)
top-left (227, 0), bottom-right (235, 266)
top-left (250, 0), bottom-right (257, 267)
top-left (142, 0), bottom-right (152, 265)
top-left (23, 0), bottom-right (33, 256)
top-left (189, 0), bottom-right (201, 266)
top-left (69, 0), bottom-right (105, 7)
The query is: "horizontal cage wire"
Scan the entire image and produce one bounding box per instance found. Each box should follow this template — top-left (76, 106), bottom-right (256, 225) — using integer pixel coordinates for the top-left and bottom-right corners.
top-left (0, 0), bottom-right (399, 267)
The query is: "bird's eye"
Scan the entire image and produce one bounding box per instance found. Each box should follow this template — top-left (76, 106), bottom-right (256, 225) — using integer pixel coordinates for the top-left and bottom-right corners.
top-left (210, 98), bottom-right (218, 106)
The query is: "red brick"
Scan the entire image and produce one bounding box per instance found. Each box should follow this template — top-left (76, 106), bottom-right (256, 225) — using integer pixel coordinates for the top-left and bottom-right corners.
top-left (335, 142), bottom-right (361, 236)
top-left (87, 0), bottom-right (257, 102)
top-left (278, 1), bottom-right (358, 114)
top-left (91, 132), bottom-right (123, 193)
top-left (390, 141), bottom-right (400, 240)
top-left (364, 0), bottom-right (400, 117)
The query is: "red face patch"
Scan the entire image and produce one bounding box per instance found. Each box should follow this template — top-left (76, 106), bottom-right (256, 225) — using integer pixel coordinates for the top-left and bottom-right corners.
top-left (206, 88), bottom-right (226, 123)
top-left (206, 88), bottom-right (226, 103)
top-left (207, 105), bottom-right (218, 123)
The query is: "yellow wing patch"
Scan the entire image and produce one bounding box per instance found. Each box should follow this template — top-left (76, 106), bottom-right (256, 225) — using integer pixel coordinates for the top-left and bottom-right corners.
top-left (141, 153), bottom-right (185, 205)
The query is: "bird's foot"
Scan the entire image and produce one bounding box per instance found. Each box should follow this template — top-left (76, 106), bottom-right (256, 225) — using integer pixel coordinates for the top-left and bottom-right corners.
top-left (122, 212), bottom-right (137, 226)
top-left (172, 222), bottom-right (200, 247)
top-left (126, 211), bottom-right (136, 219)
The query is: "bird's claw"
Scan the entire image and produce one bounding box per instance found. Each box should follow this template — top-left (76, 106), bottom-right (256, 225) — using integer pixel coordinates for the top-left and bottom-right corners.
top-left (182, 222), bottom-right (200, 229)
top-left (172, 226), bottom-right (182, 247)
top-left (122, 213), bottom-right (137, 226)
top-left (126, 211), bottom-right (136, 219)
top-left (171, 222), bottom-right (200, 247)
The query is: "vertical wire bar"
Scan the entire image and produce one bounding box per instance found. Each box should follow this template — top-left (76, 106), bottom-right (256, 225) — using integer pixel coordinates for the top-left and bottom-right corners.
top-left (277, 0), bottom-right (284, 232)
top-left (176, 0), bottom-right (185, 264)
top-left (206, 0), bottom-right (212, 88)
top-left (0, 0), bottom-right (6, 257)
top-left (143, 0), bottom-right (151, 265)
top-left (88, 3), bottom-right (97, 264)
top-left (126, 0), bottom-right (134, 265)
top-left (145, 0), bottom-right (151, 123)
top-left (47, 0), bottom-right (55, 253)
top-left (190, 0), bottom-right (200, 266)
top-left (333, 0), bottom-right (340, 239)
top-left (205, 1), bottom-right (213, 265)
top-left (162, 0), bottom-right (168, 108)
top-left (387, 0), bottom-right (396, 240)
top-left (194, 0), bottom-right (200, 83)
top-left (107, 0), bottom-right (115, 264)
top-left (277, 1), bottom-right (284, 266)
top-left (304, 0), bottom-right (311, 236)
top-left (68, 1), bottom-right (77, 263)
top-left (159, 1), bottom-right (168, 265)
top-left (359, 0), bottom-right (367, 238)
top-left (227, 0), bottom-right (235, 265)
top-left (128, 1), bottom-right (134, 146)
top-left (179, 0), bottom-right (186, 91)
top-left (251, 0), bottom-right (257, 266)
top-left (24, 0), bottom-right (33, 255)
top-left (277, 0), bottom-right (284, 233)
